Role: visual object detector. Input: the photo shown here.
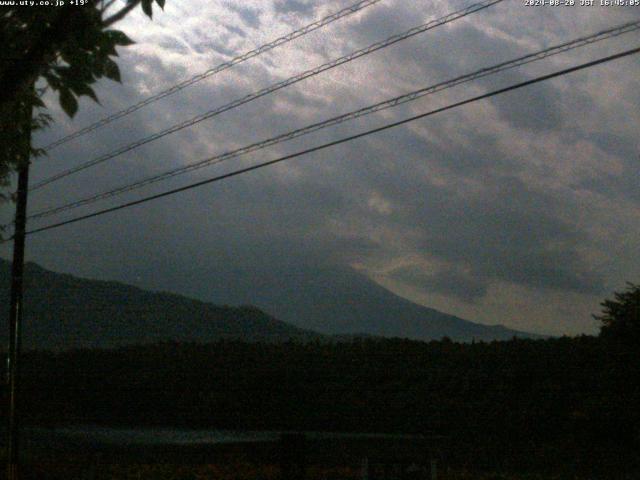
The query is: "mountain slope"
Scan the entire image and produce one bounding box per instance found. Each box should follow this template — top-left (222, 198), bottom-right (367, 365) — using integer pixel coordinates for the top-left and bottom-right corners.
top-left (203, 266), bottom-right (544, 342)
top-left (0, 259), bottom-right (542, 350)
top-left (0, 259), bottom-right (321, 350)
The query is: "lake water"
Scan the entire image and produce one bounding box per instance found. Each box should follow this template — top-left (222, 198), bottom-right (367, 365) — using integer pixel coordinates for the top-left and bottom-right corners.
top-left (31, 426), bottom-right (280, 446)
top-left (20, 425), bottom-right (424, 448)
top-left (7, 426), bottom-right (434, 465)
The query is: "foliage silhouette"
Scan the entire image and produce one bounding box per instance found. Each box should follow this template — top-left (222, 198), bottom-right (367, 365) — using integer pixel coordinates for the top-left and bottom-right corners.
top-left (2, 334), bottom-right (637, 478)
top-left (594, 282), bottom-right (640, 343)
top-left (0, 0), bottom-right (166, 211)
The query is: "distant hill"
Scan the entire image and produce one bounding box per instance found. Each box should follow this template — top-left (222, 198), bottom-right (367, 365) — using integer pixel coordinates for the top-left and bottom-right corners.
top-left (209, 266), bottom-right (545, 342)
top-left (0, 259), bottom-right (321, 350)
top-left (0, 259), bottom-right (543, 350)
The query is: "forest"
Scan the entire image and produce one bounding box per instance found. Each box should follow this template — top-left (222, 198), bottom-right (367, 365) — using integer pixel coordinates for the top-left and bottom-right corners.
top-left (0, 332), bottom-right (635, 478)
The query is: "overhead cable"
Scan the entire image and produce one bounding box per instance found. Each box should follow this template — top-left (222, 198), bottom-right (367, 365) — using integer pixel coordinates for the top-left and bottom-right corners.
top-left (22, 45), bottom-right (640, 237)
top-left (27, 20), bottom-right (640, 222)
top-left (40, 0), bottom-right (386, 151)
top-left (31, 0), bottom-right (504, 191)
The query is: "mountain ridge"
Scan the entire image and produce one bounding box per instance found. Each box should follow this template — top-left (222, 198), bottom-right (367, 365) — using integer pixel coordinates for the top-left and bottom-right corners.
top-left (0, 259), bottom-right (321, 350)
top-left (0, 258), bottom-right (543, 350)
top-left (209, 264), bottom-right (546, 341)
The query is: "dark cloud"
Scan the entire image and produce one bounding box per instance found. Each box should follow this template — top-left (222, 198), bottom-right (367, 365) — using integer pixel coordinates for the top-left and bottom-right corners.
top-left (390, 265), bottom-right (488, 303)
top-left (4, 0), bottom-right (637, 337)
top-left (205, 41), bottom-right (239, 58)
top-left (273, 0), bottom-right (317, 17)
top-left (227, 4), bottom-right (262, 29)
top-left (589, 132), bottom-right (636, 162)
top-left (223, 23), bottom-right (248, 39)
top-left (408, 176), bottom-right (606, 295)
top-left (489, 83), bottom-right (564, 132)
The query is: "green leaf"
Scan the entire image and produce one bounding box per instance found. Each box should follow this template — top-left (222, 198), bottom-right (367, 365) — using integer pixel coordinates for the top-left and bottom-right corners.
top-left (60, 48), bottom-right (84, 67)
top-left (43, 72), bottom-right (61, 90)
top-left (58, 65), bottom-right (92, 88)
top-left (69, 64), bottom-right (96, 85)
top-left (107, 30), bottom-right (135, 47)
top-left (31, 147), bottom-right (48, 159)
top-left (155, 0), bottom-right (165, 9)
top-left (103, 58), bottom-right (121, 83)
top-left (142, 0), bottom-right (153, 18)
top-left (32, 96), bottom-right (45, 108)
top-left (59, 89), bottom-right (78, 118)
top-left (70, 83), bottom-right (100, 104)
top-left (97, 34), bottom-right (118, 56)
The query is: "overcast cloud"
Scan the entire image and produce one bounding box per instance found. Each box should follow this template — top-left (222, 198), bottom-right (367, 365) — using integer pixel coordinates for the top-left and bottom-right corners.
top-left (2, 0), bottom-right (639, 336)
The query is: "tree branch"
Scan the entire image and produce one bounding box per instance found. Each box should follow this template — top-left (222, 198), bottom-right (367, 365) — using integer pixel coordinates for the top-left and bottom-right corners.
top-left (103, 0), bottom-right (141, 27)
top-left (0, 10), bottom-right (66, 120)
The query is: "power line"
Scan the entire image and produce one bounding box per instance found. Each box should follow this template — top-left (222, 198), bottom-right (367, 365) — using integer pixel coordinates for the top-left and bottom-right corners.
top-left (26, 20), bottom-right (640, 222)
top-left (30, 0), bottom-right (504, 191)
top-left (32, 0), bottom-right (502, 190)
top-left (22, 46), bottom-right (640, 238)
top-left (40, 0), bottom-right (385, 152)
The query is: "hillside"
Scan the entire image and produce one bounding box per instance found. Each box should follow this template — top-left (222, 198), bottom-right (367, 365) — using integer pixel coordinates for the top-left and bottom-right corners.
top-left (0, 259), bottom-right (541, 350)
top-left (198, 265), bottom-right (544, 342)
top-left (0, 259), bottom-right (320, 350)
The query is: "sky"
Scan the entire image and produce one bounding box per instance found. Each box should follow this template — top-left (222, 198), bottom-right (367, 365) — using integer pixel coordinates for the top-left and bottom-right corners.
top-left (1, 0), bottom-right (639, 336)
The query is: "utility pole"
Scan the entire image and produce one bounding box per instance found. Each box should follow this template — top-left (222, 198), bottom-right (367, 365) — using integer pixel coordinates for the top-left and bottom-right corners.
top-left (6, 94), bottom-right (33, 480)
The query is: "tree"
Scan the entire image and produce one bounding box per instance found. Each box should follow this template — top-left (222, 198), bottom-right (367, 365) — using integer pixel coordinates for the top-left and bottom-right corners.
top-left (2, 4), bottom-right (169, 475)
top-left (0, 0), bottom-right (166, 205)
top-left (594, 282), bottom-right (640, 342)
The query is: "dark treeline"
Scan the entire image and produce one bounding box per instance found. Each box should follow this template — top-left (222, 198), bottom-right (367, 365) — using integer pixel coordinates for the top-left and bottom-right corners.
top-left (2, 334), bottom-right (638, 477)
